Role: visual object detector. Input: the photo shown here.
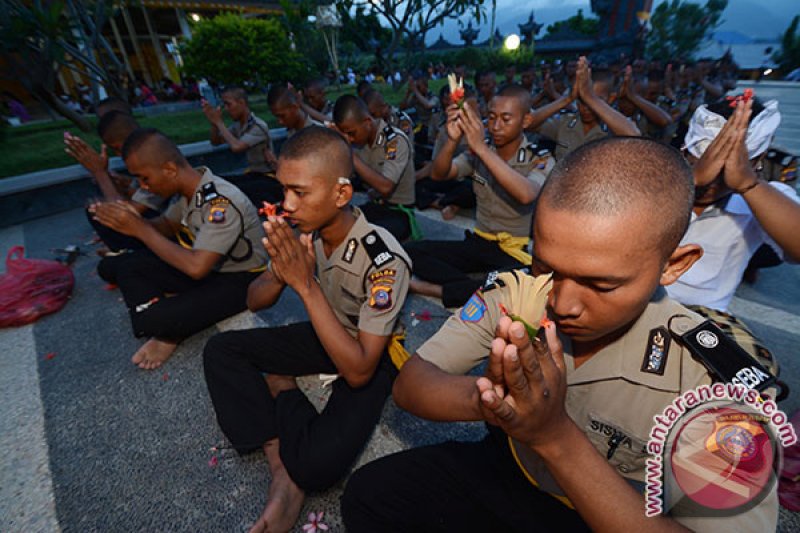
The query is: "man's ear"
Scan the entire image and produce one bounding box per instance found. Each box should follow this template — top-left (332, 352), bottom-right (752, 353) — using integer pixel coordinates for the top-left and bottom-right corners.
top-left (162, 161), bottom-right (179, 181)
top-left (660, 244), bottom-right (704, 286)
top-left (521, 109), bottom-right (534, 130)
top-left (335, 182), bottom-right (353, 208)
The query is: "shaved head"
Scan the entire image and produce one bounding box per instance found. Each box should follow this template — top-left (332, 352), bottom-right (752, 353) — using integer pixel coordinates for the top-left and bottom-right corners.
top-left (96, 97), bottom-right (132, 119)
top-left (539, 137), bottom-right (694, 256)
top-left (333, 95), bottom-right (370, 125)
top-left (97, 111), bottom-right (139, 147)
top-left (222, 86), bottom-right (248, 104)
top-left (496, 84), bottom-right (532, 112)
top-left (279, 126), bottom-right (353, 182)
top-left (121, 128), bottom-right (188, 168)
top-left (267, 84), bottom-right (299, 108)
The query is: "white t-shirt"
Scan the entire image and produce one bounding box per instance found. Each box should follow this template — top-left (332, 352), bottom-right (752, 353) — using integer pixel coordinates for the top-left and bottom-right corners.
top-left (666, 181), bottom-right (799, 311)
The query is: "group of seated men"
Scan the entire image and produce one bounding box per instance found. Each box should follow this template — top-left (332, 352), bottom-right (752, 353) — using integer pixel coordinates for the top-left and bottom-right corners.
top-left (63, 54), bottom-right (800, 532)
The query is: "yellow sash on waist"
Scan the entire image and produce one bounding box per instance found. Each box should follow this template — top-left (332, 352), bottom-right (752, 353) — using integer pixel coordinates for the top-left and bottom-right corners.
top-left (473, 228), bottom-right (532, 264)
top-left (388, 331), bottom-right (411, 370)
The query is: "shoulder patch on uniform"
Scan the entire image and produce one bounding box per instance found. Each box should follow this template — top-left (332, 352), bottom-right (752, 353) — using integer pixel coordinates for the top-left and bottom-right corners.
top-left (385, 138), bottom-right (399, 160)
top-left (196, 182), bottom-right (220, 207)
top-left (342, 238), bottom-right (358, 264)
top-left (460, 292), bottom-right (487, 322)
top-left (208, 205), bottom-right (227, 224)
top-left (361, 231), bottom-right (394, 268)
top-left (641, 327), bottom-right (670, 375)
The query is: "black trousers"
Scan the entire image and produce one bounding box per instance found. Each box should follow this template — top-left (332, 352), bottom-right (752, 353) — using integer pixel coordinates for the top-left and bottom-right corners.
top-left (202, 322), bottom-right (396, 492)
top-left (341, 425), bottom-right (589, 533)
top-left (224, 171), bottom-right (283, 207)
top-left (97, 249), bottom-right (258, 341)
top-left (85, 207), bottom-right (160, 252)
top-left (404, 231), bottom-right (525, 308)
top-left (359, 201), bottom-right (411, 241)
top-left (415, 179), bottom-right (476, 210)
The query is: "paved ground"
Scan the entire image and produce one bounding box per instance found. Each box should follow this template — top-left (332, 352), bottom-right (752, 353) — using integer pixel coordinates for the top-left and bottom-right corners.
top-left (2, 82), bottom-right (799, 532)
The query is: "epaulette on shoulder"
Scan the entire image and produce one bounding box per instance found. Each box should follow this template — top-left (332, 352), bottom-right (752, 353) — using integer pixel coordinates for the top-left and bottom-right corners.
top-left (195, 181), bottom-right (220, 207)
top-left (383, 124), bottom-right (398, 142)
top-left (481, 267), bottom-right (531, 293)
top-left (361, 230), bottom-right (395, 269)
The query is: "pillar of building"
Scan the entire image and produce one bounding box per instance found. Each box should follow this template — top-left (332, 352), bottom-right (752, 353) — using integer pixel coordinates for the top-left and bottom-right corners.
top-left (175, 8), bottom-right (193, 40)
top-left (109, 15), bottom-right (135, 80)
top-left (121, 5), bottom-right (153, 86)
top-left (140, 2), bottom-right (172, 80)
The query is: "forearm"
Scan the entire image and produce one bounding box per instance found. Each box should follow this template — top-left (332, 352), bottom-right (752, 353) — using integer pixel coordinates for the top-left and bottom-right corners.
top-left (530, 95), bottom-right (572, 129)
top-left (631, 95), bottom-right (672, 128)
top-left (246, 269), bottom-right (286, 311)
top-left (136, 224), bottom-right (212, 279)
top-left (431, 139), bottom-right (459, 180)
top-left (353, 155), bottom-right (396, 197)
top-left (298, 281), bottom-right (379, 386)
top-left (744, 184), bottom-right (800, 261)
top-left (94, 169), bottom-right (125, 202)
top-left (584, 95), bottom-right (641, 136)
top-left (393, 355), bottom-right (483, 421)
top-left (302, 103), bottom-right (331, 123)
top-left (215, 123), bottom-right (248, 152)
top-left (413, 87), bottom-right (435, 109)
top-left (700, 79), bottom-right (724, 99)
top-left (473, 143), bottom-right (538, 203)
top-left (209, 124), bottom-right (223, 145)
top-left (535, 422), bottom-right (687, 532)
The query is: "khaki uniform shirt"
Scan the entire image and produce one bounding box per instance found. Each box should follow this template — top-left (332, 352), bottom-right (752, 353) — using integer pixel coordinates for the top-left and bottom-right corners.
top-left (538, 112), bottom-right (608, 161)
top-left (314, 208), bottom-right (410, 338)
top-left (163, 167), bottom-right (267, 273)
top-left (417, 278), bottom-right (778, 532)
top-left (287, 114), bottom-right (320, 139)
top-left (356, 119), bottom-right (416, 206)
top-left (452, 137), bottom-right (554, 237)
top-left (228, 113), bottom-right (274, 174)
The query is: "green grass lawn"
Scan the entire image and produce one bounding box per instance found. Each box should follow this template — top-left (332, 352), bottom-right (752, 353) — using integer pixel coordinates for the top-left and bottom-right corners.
top-left (0, 80), bottom-right (446, 178)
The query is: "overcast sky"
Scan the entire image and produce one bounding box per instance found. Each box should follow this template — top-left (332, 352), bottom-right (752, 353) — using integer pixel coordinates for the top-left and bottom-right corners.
top-left (426, 0), bottom-right (799, 44)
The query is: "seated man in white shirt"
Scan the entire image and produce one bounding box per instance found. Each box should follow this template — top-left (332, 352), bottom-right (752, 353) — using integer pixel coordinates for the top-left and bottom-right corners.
top-left (666, 96), bottom-right (800, 311)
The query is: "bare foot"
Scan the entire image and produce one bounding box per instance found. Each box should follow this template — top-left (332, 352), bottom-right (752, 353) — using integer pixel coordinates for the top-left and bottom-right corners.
top-left (442, 205), bottom-right (460, 220)
top-left (131, 338), bottom-right (178, 370)
top-left (409, 277), bottom-right (444, 299)
top-left (249, 440), bottom-right (305, 533)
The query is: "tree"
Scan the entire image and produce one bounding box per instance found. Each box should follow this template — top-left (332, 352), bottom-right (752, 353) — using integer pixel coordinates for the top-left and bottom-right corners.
top-left (544, 8), bottom-right (599, 39)
top-left (773, 15), bottom-right (800, 73)
top-left (0, 0), bottom-right (129, 131)
top-left (180, 13), bottom-right (311, 87)
top-left (341, 0), bottom-right (486, 68)
top-left (645, 0), bottom-right (728, 60)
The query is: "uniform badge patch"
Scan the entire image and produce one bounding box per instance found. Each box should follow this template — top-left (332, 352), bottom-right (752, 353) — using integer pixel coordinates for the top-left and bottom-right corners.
top-left (343, 238), bottom-right (358, 264)
top-left (209, 206), bottom-right (226, 224)
top-left (385, 140), bottom-right (398, 160)
top-left (460, 292), bottom-right (487, 322)
top-left (641, 327), bottom-right (670, 375)
top-left (369, 285), bottom-right (393, 309)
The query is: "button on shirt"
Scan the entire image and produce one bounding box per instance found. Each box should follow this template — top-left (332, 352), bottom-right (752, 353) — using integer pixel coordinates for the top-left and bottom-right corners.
top-left (313, 208), bottom-right (410, 338)
top-left (163, 167), bottom-right (267, 273)
top-left (452, 137), bottom-right (554, 237)
top-left (228, 113), bottom-right (274, 174)
top-left (666, 182), bottom-right (800, 311)
top-left (417, 278), bottom-right (777, 531)
top-left (538, 112), bottom-right (608, 161)
top-left (356, 119), bottom-right (416, 206)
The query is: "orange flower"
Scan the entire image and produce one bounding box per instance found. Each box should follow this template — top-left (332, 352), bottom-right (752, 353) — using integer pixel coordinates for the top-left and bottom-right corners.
top-left (259, 201), bottom-right (287, 218)
top-left (448, 73), bottom-right (465, 109)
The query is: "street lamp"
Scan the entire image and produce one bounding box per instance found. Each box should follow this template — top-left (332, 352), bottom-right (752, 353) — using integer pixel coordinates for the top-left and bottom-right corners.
top-left (189, 13), bottom-right (201, 22)
top-left (504, 33), bottom-right (521, 51)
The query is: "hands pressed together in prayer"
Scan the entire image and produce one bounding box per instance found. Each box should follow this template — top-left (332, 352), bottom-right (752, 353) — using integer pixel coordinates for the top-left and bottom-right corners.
top-left (444, 99), bottom-right (484, 150)
top-left (89, 200), bottom-right (145, 237)
top-left (261, 216), bottom-right (316, 293)
top-left (201, 98), bottom-right (224, 128)
top-left (64, 133), bottom-right (109, 175)
top-left (693, 98), bottom-right (758, 193)
top-left (477, 316), bottom-right (572, 450)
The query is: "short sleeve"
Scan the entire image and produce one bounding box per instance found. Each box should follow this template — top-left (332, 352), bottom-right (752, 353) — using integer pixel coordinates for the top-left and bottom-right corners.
top-left (452, 151), bottom-right (474, 179)
top-left (358, 257), bottom-right (410, 337)
top-left (537, 114), bottom-right (562, 142)
top-left (416, 285), bottom-right (505, 375)
top-left (193, 199), bottom-right (242, 256)
top-left (381, 135), bottom-right (411, 184)
top-left (761, 182), bottom-right (800, 263)
top-left (162, 198), bottom-right (184, 225)
top-left (238, 122), bottom-right (269, 148)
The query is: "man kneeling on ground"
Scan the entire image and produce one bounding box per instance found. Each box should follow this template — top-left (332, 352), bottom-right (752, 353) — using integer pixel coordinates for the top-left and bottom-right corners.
top-left (91, 128), bottom-right (267, 369)
top-left (203, 126), bottom-right (411, 533)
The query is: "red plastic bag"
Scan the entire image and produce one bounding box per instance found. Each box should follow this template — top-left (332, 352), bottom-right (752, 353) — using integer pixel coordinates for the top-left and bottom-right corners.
top-left (0, 246), bottom-right (75, 327)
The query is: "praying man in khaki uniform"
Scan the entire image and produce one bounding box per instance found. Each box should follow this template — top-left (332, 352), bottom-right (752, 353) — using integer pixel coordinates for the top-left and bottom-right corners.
top-left (203, 126), bottom-right (410, 533)
top-left (267, 84), bottom-right (320, 138)
top-left (342, 137), bottom-right (779, 532)
top-left (530, 56), bottom-right (640, 161)
top-left (333, 95), bottom-right (418, 241)
top-left (406, 84), bottom-right (554, 308)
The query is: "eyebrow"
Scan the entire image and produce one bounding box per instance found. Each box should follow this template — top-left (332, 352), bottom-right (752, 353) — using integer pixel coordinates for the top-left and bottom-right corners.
top-left (531, 253), bottom-right (630, 284)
